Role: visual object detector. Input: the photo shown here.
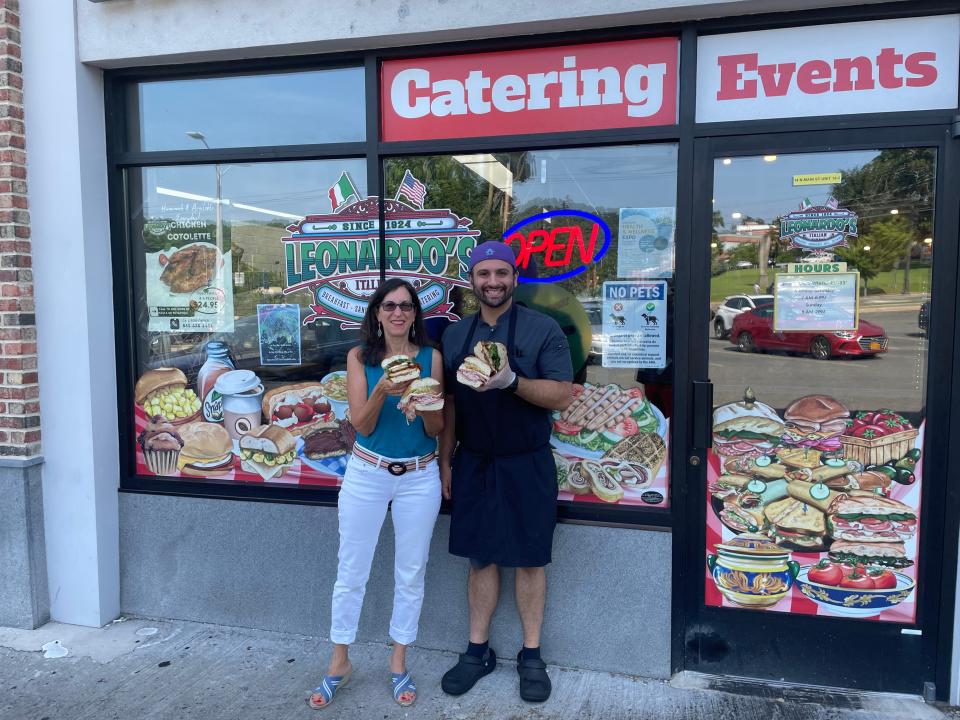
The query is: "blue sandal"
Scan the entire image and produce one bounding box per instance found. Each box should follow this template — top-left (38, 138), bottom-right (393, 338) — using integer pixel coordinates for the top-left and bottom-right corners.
top-left (308, 671), bottom-right (351, 709)
top-left (391, 671), bottom-right (417, 707)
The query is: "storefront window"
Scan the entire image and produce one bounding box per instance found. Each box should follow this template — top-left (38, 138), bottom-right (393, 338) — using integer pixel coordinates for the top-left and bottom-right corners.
top-left (128, 67), bottom-right (366, 152)
top-left (705, 148), bottom-right (934, 622)
top-left (385, 144), bottom-right (678, 509)
top-left (130, 160), bottom-right (369, 487)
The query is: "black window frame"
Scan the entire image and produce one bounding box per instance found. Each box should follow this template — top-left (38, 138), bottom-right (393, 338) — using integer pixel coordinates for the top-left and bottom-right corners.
top-left (107, 0), bottom-right (960, 539)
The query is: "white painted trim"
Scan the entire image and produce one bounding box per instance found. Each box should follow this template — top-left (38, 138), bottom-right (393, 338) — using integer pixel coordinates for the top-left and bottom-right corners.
top-left (23, 0), bottom-right (120, 627)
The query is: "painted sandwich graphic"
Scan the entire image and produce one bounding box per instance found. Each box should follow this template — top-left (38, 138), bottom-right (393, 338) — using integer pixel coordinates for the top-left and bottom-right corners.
top-left (239, 424), bottom-right (297, 481)
top-left (707, 387), bottom-right (924, 618)
top-left (177, 422), bottom-right (235, 477)
top-left (711, 388), bottom-right (784, 459)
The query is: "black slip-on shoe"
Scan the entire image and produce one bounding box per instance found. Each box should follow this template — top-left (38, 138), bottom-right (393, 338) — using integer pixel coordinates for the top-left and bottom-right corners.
top-left (441, 648), bottom-right (497, 695)
top-left (517, 657), bottom-right (551, 702)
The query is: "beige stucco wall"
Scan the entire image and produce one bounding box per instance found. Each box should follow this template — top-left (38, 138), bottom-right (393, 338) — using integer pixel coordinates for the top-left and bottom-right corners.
top-left (78, 0), bottom-right (901, 68)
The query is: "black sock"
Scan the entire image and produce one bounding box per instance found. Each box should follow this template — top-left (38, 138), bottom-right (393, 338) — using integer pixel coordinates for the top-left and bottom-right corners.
top-left (466, 641), bottom-right (488, 658)
top-left (519, 646), bottom-right (541, 662)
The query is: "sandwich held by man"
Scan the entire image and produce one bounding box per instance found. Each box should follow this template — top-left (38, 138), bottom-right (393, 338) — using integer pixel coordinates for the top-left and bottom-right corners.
top-left (439, 241), bottom-right (573, 703)
top-left (455, 341), bottom-right (505, 389)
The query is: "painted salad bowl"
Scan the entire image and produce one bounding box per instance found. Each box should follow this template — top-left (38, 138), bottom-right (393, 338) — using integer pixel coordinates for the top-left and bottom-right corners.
top-left (794, 566), bottom-right (915, 617)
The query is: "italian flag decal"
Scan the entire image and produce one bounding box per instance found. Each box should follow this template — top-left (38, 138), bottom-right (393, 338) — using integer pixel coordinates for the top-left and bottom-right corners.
top-left (328, 172), bottom-right (359, 211)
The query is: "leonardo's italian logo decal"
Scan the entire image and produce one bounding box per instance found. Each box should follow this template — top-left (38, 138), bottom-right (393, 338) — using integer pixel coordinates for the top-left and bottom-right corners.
top-left (780, 197), bottom-right (857, 251)
top-left (282, 171), bottom-right (480, 327)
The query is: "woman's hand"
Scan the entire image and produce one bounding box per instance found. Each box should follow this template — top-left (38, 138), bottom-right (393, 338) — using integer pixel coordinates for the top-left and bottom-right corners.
top-left (417, 402), bottom-right (444, 437)
top-left (413, 405), bottom-right (443, 419)
top-left (374, 373), bottom-right (414, 398)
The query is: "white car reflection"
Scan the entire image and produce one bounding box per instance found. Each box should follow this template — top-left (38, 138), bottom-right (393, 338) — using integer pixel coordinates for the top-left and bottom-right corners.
top-left (585, 302), bottom-right (607, 362)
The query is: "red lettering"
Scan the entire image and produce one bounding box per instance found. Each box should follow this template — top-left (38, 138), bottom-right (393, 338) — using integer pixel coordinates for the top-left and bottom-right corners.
top-left (574, 224), bottom-right (600, 265)
top-left (876, 47), bottom-right (904, 89)
top-left (523, 228), bottom-right (551, 268)
top-left (833, 56), bottom-right (875, 91)
top-left (796, 60), bottom-right (832, 94)
top-left (715, 46), bottom-right (941, 102)
top-left (506, 231), bottom-right (532, 267)
top-left (904, 51), bottom-right (938, 87)
top-left (757, 63), bottom-right (795, 96)
top-left (508, 223), bottom-right (601, 269)
top-left (716, 53), bottom-right (757, 100)
top-left (544, 227), bottom-right (573, 267)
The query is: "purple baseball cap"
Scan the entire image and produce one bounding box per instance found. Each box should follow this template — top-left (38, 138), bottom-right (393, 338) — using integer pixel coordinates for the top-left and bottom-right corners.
top-left (468, 240), bottom-right (517, 272)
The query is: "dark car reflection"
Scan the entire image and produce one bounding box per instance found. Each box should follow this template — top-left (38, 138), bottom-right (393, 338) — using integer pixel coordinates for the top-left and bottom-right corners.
top-left (919, 300), bottom-right (929, 333)
top-left (144, 305), bottom-right (358, 384)
top-left (730, 304), bottom-right (888, 360)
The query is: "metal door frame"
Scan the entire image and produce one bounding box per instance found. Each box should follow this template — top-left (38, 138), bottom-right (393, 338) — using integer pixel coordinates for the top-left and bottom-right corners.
top-left (673, 124), bottom-right (960, 697)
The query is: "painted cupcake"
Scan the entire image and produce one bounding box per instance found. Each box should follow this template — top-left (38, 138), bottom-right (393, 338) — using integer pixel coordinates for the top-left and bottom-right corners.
top-left (138, 416), bottom-right (184, 475)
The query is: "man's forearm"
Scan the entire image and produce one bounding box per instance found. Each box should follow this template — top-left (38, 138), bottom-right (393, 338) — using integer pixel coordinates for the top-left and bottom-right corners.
top-left (515, 378), bottom-right (573, 412)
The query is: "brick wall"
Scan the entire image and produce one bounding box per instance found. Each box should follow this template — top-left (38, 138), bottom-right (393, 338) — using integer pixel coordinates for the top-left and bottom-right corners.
top-left (0, 0), bottom-right (39, 458)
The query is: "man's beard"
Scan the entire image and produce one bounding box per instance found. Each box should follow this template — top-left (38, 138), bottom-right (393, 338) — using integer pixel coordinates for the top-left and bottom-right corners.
top-left (473, 281), bottom-right (514, 309)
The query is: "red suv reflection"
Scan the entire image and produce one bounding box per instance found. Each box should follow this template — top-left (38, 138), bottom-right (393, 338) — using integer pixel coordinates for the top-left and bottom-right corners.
top-left (730, 304), bottom-right (888, 360)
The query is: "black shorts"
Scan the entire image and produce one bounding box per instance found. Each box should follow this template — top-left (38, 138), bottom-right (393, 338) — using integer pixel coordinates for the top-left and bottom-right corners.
top-left (449, 446), bottom-right (557, 568)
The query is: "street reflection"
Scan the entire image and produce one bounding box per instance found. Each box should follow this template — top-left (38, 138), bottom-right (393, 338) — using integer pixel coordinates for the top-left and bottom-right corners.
top-left (710, 305), bottom-right (927, 417)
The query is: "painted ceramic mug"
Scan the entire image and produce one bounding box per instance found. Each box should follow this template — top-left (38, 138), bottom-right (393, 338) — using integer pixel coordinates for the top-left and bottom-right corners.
top-left (707, 533), bottom-right (800, 608)
top-left (215, 370), bottom-right (265, 446)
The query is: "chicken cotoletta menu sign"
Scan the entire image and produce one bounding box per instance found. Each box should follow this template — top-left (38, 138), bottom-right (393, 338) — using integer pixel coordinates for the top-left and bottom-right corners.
top-left (696, 15), bottom-right (960, 123)
top-left (382, 38), bottom-right (679, 141)
top-left (144, 213), bottom-right (234, 334)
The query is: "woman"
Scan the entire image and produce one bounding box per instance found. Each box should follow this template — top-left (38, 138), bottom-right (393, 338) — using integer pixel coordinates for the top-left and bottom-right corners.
top-left (309, 278), bottom-right (444, 710)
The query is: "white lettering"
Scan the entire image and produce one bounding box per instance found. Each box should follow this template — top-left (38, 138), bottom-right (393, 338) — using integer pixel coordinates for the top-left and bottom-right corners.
top-left (390, 58), bottom-right (669, 120)
top-left (527, 71), bottom-right (558, 110)
top-left (391, 68), bottom-right (430, 119)
top-left (464, 70), bottom-right (491, 114)
top-left (580, 66), bottom-right (623, 106)
top-left (491, 74), bottom-right (526, 112)
top-left (624, 62), bottom-right (667, 118)
top-left (430, 78), bottom-right (468, 116)
top-left (559, 55), bottom-right (580, 108)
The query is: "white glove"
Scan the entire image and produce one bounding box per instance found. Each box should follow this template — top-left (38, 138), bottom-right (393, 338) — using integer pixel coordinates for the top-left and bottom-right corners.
top-left (478, 358), bottom-right (516, 392)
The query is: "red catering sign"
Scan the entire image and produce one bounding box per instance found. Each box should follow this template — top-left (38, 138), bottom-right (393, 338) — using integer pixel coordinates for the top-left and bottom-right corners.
top-left (382, 38), bottom-right (679, 142)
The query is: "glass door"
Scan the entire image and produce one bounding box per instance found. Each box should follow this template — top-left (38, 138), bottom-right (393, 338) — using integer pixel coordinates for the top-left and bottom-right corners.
top-left (683, 128), bottom-right (954, 695)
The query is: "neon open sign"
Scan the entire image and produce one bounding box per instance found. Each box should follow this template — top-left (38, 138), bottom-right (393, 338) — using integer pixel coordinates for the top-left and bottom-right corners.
top-left (502, 210), bottom-right (612, 283)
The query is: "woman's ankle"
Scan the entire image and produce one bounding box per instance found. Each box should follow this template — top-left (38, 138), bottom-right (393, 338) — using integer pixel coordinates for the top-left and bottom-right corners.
top-left (389, 645), bottom-right (407, 672)
top-left (327, 650), bottom-right (352, 675)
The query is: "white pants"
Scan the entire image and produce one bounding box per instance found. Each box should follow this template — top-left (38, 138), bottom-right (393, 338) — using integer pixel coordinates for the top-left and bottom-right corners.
top-left (329, 452), bottom-right (441, 646)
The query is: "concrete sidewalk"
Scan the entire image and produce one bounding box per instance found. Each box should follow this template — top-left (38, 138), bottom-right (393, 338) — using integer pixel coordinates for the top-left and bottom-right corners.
top-left (0, 617), bottom-right (948, 720)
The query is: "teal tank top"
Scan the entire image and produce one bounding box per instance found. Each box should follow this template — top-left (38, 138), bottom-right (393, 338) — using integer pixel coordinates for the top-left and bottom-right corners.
top-left (356, 345), bottom-right (437, 458)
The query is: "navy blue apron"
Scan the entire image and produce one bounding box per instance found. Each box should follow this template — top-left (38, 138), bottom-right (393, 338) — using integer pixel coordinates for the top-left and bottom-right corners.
top-left (449, 302), bottom-right (558, 568)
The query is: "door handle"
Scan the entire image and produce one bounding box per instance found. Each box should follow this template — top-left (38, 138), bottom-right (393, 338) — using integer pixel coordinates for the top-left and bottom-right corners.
top-left (692, 380), bottom-right (714, 449)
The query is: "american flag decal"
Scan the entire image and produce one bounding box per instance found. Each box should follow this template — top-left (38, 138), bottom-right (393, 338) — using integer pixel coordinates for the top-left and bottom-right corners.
top-left (396, 170), bottom-right (427, 209)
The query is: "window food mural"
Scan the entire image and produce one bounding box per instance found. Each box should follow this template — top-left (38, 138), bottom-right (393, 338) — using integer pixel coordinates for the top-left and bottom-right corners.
top-left (704, 148), bottom-right (934, 622)
top-left (132, 145), bottom-right (679, 510)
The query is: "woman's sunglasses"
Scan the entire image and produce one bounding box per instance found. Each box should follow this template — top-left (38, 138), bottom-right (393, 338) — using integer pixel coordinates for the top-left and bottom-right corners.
top-left (379, 301), bottom-right (416, 313)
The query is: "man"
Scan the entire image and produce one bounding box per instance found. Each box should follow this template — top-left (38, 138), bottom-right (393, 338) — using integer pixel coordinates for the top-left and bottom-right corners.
top-left (438, 240), bottom-right (573, 703)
